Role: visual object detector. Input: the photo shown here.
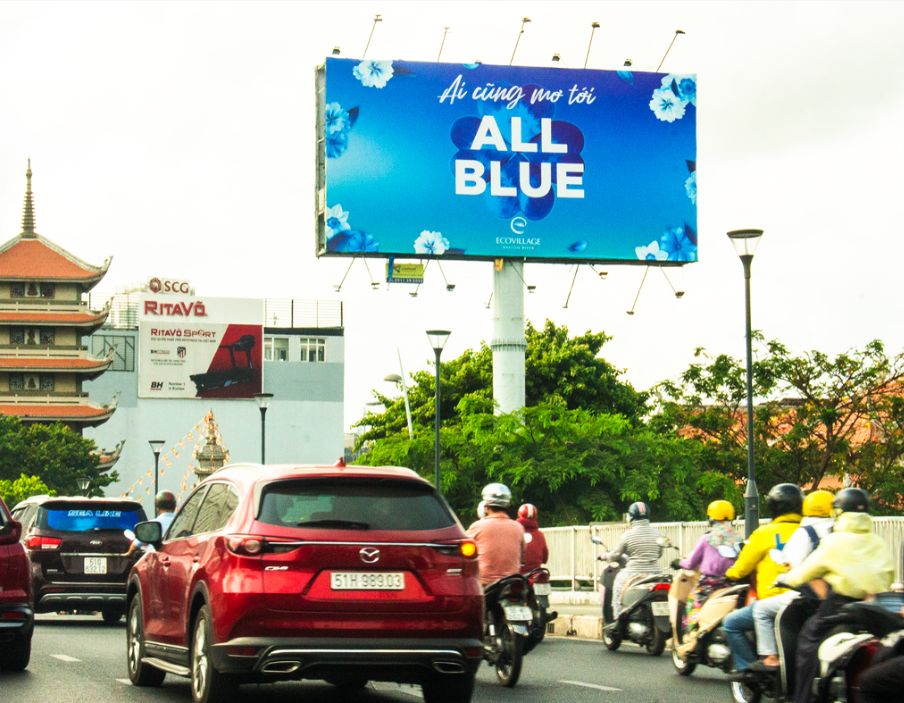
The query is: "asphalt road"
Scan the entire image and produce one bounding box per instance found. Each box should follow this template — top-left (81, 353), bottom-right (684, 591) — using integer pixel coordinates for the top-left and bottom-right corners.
top-left (0, 614), bottom-right (730, 703)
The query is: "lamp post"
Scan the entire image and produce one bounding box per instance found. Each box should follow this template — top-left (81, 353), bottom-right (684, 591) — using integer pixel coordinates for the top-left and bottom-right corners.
top-left (253, 393), bottom-right (274, 464)
top-left (384, 373), bottom-right (414, 440)
top-left (426, 330), bottom-right (451, 493)
top-left (727, 228), bottom-right (764, 538)
top-left (76, 476), bottom-right (90, 495)
top-left (148, 440), bottom-right (165, 500)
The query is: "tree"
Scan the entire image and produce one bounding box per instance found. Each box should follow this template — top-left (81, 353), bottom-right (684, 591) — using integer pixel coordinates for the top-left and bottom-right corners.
top-left (0, 416), bottom-right (118, 496)
top-left (0, 474), bottom-right (54, 508)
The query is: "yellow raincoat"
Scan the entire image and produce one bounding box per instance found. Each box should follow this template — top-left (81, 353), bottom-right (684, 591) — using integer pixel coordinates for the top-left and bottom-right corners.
top-left (724, 513), bottom-right (802, 599)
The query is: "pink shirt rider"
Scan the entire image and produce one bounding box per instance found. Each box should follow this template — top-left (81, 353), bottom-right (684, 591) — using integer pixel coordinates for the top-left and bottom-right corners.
top-left (467, 512), bottom-right (525, 586)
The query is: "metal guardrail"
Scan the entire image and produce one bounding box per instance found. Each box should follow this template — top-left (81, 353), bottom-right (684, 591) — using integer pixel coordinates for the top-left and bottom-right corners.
top-left (542, 517), bottom-right (904, 589)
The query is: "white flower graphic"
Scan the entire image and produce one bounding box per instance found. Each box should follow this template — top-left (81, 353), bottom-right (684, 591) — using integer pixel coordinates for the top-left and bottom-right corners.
top-left (414, 230), bottom-right (450, 255)
top-left (649, 86), bottom-right (686, 123)
top-left (353, 60), bottom-right (394, 89)
top-left (325, 204), bottom-right (351, 237)
top-left (635, 241), bottom-right (669, 261)
top-left (685, 172), bottom-right (697, 205)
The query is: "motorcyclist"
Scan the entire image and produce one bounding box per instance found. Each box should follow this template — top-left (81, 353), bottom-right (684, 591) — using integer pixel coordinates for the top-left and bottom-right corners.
top-left (775, 487), bottom-right (894, 703)
top-left (674, 499), bottom-right (742, 634)
top-left (517, 503), bottom-right (549, 574)
top-left (466, 483), bottom-right (525, 586)
top-left (723, 483), bottom-right (803, 675)
top-left (603, 501), bottom-right (663, 619)
top-left (124, 490), bottom-right (177, 556)
top-left (748, 489), bottom-right (835, 671)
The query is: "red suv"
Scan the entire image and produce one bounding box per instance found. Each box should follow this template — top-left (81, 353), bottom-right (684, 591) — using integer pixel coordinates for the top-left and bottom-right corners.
top-left (0, 496), bottom-right (33, 671)
top-left (126, 463), bottom-right (483, 703)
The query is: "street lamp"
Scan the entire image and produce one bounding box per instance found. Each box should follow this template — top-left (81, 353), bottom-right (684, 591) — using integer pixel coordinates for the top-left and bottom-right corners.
top-left (148, 440), bottom-right (165, 500)
top-left (727, 228), bottom-right (764, 537)
top-left (426, 330), bottom-right (451, 493)
top-left (253, 393), bottom-right (274, 464)
top-left (384, 373), bottom-right (414, 439)
top-left (76, 476), bottom-right (90, 494)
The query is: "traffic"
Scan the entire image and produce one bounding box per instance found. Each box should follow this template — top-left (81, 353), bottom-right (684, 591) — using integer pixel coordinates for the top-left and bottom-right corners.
top-left (2, 474), bottom-right (903, 703)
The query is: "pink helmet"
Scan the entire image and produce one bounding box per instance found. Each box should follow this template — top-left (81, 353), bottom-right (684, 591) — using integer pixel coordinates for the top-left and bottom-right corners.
top-left (518, 503), bottom-right (538, 520)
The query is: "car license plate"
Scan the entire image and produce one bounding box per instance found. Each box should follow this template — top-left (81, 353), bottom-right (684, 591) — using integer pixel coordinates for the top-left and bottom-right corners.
top-left (330, 572), bottom-right (404, 590)
top-left (504, 605), bottom-right (533, 622)
top-left (651, 600), bottom-right (670, 617)
top-left (532, 583), bottom-right (551, 596)
top-left (84, 557), bottom-right (107, 575)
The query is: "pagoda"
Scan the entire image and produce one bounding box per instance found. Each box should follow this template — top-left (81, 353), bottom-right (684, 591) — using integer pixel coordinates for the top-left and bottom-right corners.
top-left (0, 162), bottom-right (117, 431)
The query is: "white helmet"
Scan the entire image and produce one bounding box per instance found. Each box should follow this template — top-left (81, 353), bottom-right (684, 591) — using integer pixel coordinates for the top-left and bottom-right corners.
top-left (476, 501), bottom-right (487, 519)
top-left (481, 482), bottom-right (512, 508)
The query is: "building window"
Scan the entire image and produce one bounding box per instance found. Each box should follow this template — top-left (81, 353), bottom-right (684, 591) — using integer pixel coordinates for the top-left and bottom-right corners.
top-left (9, 374), bottom-right (24, 391)
top-left (26, 282), bottom-right (39, 297)
top-left (39, 328), bottom-right (55, 345)
top-left (40, 374), bottom-right (55, 391)
top-left (10, 327), bottom-right (25, 344)
top-left (264, 336), bottom-right (289, 362)
top-left (299, 337), bottom-right (326, 363)
top-left (90, 334), bottom-right (135, 372)
top-left (10, 283), bottom-right (25, 298)
top-left (23, 375), bottom-right (39, 391)
top-left (40, 283), bottom-right (55, 298)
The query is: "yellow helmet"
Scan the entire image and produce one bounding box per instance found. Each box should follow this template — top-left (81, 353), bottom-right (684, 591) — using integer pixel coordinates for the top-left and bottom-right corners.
top-left (707, 500), bottom-right (735, 522)
top-left (803, 490), bottom-right (834, 518)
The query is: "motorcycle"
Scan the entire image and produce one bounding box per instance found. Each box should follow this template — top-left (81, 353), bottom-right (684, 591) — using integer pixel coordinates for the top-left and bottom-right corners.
top-left (729, 590), bottom-right (904, 703)
top-left (669, 566), bottom-right (750, 676)
top-left (592, 535), bottom-right (673, 656)
top-left (482, 573), bottom-right (534, 687)
top-left (524, 566), bottom-right (558, 647)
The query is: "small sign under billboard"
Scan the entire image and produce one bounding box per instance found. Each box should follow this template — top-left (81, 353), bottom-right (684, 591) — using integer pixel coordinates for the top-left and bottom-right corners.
top-left (316, 58), bottom-right (697, 264)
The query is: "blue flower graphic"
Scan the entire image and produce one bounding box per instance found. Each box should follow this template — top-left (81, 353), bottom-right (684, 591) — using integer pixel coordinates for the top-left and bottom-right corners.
top-left (649, 86), bottom-right (686, 123)
top-left (353, 60), bottom-right (394, 88)
top-left (325, 102), bottom-right (350, 135)
top-left (659, 224), bottom-right (697, 262)
top-left (413, 230), bottom-right (450, 255)
top-left (327, 230), bottom-right (380, 253)
top-left (662, 74), bottom-right (697, 106)
top-left (324, 102), bottom-right (359, 159)
top-left (326, 130), bottom-right (349, 158)
top-left (450, 87), bottom-right (584, 221)
top-left (685, 172), bottom-right (696, 205)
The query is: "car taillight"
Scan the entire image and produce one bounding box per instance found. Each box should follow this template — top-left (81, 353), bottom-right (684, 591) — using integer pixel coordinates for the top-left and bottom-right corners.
top-left (25, 535), bottom-right (62, 551)
top-left (226, 535), bottom-right (263, 556)
top-left (459, 540), bottom-right (477, 558)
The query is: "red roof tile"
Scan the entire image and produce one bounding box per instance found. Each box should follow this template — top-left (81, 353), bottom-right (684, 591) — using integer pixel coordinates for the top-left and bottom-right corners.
top-left (0, 357), bottom-right (111, 372)
top-left (0, 403), bottom-right (114, 420)
top-left (0, 236), bottom-right (108, 282)
top-left (0, 310), bottom-right (108, 326)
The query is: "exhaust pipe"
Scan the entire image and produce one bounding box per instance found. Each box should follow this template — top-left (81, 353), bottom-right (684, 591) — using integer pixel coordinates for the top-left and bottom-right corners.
top-left (261, 660), bottom-right (301, 674)
top-left (432, 660), bottom-right (466, 674)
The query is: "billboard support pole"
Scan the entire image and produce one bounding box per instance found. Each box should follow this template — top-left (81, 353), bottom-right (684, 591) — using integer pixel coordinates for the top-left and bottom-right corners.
top-left (491, 260), bottom-right (526, 414)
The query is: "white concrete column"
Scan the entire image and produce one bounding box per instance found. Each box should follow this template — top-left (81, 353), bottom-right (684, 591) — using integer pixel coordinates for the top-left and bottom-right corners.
top-left (491, 260), bottom-right (526, 414)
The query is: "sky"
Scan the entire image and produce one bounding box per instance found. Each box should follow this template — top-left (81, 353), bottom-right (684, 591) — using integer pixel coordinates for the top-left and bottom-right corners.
top-left (2, 0), bottom-right (904, 430)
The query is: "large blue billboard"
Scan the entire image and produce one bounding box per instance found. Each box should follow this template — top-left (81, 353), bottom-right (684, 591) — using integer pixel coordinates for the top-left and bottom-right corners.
top-left (315, 57), bottom-right (697, 264)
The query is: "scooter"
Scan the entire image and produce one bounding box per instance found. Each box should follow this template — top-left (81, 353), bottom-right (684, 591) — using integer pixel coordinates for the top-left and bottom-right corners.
top-left (524, 567), bottom-right (558, 647)
top-left (592, 535), bottom-right (672, 656)
top-left (729, 591), bottom-right (904, 703)
top-left (482, 573), bottom-right (534, 687)
top-left (669, 567), bottom-right (750, 676)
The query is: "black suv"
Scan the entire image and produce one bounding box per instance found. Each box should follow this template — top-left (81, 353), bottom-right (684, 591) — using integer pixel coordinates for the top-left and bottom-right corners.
top-left (11, 496), bottom-right (147, 623)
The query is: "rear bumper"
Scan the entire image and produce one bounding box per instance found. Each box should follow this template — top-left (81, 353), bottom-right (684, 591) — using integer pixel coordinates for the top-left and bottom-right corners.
top-left (35, 590), bottom-right (126, 613)
top-left (0, 604), bottom-right (35, 642)
top-left (209, 636), bottom-right (483, 682)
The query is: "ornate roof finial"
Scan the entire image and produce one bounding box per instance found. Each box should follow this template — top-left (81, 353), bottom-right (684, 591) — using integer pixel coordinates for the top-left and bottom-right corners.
top-left (21, 159), bottom-right (37, 238)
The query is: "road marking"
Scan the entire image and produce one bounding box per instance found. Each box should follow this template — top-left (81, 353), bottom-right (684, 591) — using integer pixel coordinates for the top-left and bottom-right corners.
top-left (116, 678), bottom-right (131, 685)
top-left (50, 654), bottom-right (81, 662)
top-left (560, 679), bottom-right (623, 692)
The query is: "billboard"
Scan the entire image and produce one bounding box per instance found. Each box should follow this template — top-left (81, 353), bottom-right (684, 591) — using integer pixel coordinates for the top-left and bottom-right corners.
top-left (316, 58), bottom-right (697, 264)
top-left (138, 296), bottom-right (263, 399)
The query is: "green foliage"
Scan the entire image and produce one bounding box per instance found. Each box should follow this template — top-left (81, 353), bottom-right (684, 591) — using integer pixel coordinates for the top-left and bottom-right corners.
top-left (0, 474), bottom-right (54, 508)
top-left (0, 416), bottom-right (117, 497)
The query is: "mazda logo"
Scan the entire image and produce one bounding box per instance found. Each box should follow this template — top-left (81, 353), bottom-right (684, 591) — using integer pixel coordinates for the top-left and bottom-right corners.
top-left (90, 540), bottom-right (103, 546)
top-left (359, 547), bottom-right (380, 564)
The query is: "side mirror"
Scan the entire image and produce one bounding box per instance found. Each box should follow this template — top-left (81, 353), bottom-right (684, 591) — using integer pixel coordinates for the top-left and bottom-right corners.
top-left (134, 520), bottom-right (163, 547)
top-left (0, 519), bottom-right (22, 545)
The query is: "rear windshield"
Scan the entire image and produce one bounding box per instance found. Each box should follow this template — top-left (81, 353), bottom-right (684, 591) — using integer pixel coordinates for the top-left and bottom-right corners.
top-left (258, 479), bottom-right (456, 532)
top-left (40, 502), bottom-right (148, 532)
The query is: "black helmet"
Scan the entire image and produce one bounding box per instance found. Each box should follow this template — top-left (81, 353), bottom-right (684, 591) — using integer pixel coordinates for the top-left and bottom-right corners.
top-left (765, 483), bottom-right (803, 518)
top-left (833, 487), bottom-right (870, 514)
top-left (627, 501), bottom-right (650, 522)
top-left (155, 490), bottom-right (177, 511)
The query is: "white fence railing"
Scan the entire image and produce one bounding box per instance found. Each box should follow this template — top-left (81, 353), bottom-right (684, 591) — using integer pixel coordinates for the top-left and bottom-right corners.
top-left (542, 517), bottom-right (904, 589)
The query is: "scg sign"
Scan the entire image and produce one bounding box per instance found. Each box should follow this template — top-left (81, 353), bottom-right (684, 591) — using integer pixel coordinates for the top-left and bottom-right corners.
top-left (148, 277), bottom-right (191, 295)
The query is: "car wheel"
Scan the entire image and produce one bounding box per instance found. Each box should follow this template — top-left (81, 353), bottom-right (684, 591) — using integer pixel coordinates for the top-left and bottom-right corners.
top-left (127, 598), bottom-right (165, 686)
top-left (102, 607), bottom-right (124, 624)
top-left (0, 633), bottom-right (31, 671)
top-left (422, 673), bottom-right (475, 703)
top-left (191, 605), bottom-right (237, 703)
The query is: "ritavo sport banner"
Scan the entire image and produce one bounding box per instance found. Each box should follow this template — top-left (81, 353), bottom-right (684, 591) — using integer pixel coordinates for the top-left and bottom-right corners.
top-left (316, 57), bottom-right (697, 264)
